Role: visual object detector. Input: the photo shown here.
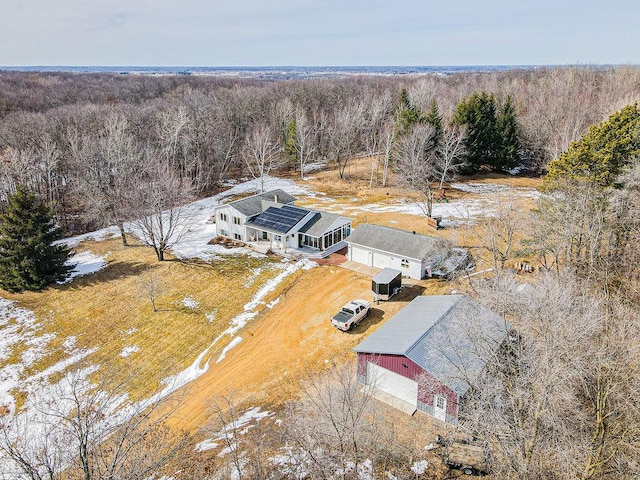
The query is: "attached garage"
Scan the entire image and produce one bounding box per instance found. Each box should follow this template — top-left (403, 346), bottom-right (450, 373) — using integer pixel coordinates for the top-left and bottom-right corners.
top-left (366, 362), bottom-right (418, 406)
top-left (350, 245), bottom-right (372, 266)
top-left (372, 251), bottom-right (390, 269)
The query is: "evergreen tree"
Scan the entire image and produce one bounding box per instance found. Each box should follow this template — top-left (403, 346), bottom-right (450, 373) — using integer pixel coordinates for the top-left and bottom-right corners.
top-left (394, 88), bottom-right (424, 137)
top-left (453, 91), bottom-right (500, 173)
top-left (284, 117), bottom-right (298, 163)
top-left (0, 185), bottom-right (72, 292)
top-left (497, 95), bottom-right (521, 171)
top-left (544, 103), bottom-right (640, 189)
top-left (425, 99), bottom-right (443, 150)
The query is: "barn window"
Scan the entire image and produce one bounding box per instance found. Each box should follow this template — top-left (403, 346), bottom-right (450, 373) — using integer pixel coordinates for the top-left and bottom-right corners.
top-left (402, 363), bottom-right (408, 368)
top-left (401, 259), bottom-right (409, 269)
top-left (436, 396), bottom-right (446, 409)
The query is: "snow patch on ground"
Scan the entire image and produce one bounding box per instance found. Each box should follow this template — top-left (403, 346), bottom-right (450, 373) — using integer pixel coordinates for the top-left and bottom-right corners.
top-left (304, 182), bottom-right (539, 223)
top-left (410, 460), bottom-right (429, 474)
top-left (61, 251), bottom-right (108, 283)
top-left (196, 407), bottom-right (273, 454)
top-left (120, 345), bottom-right (139, 358)
top-left (244, 268), bottom-right (262, 287)
top-left (61, 226), bottom-right (121, 248)
top-left (216, 337), bottom-right (243, 363)
top-left (181, 296), bottom-right (200, 310)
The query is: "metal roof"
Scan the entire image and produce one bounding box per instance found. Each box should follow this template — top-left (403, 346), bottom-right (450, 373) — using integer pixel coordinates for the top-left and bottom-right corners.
top-left (222, 189), bottom-right (296, 217)
top-left (372, 267), bottom-right (402, 284)
top-left (345, 224), bottom-right (449, 261)
top-left (298, 211), bottom-right (349, 237)
top-left (354, 295), bottom-right (509, 396)
top-left (247, 204), bottom-right (310, 234)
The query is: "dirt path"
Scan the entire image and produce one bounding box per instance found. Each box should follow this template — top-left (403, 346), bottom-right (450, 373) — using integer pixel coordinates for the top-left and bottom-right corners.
top-left (169, 265), bottom-right (440, 433)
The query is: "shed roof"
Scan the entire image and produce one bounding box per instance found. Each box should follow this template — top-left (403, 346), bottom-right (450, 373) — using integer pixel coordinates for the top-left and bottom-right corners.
top-left (298, 211), bottom-right (350, 237)
top-left (222, 189), bottom-right (296, 217)
top-left (372, 267), bottom-right (402, 284)
top-left (345, 224), bottom-right (449, 261)
top-left (354, 295), bottom-right (509, 395)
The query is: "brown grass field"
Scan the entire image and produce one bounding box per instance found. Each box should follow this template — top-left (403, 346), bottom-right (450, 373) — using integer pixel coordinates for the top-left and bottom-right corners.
top-left (1, 158), bottom-right (543, 444)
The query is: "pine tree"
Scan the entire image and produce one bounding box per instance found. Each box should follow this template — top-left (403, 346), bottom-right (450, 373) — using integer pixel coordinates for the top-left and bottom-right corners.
top-left (394, 88), bottom-right (424, 137)
top-left (0, 185), bottom-right (72, 292)
top-left (453, 91), bottom-right (499, 173)
top-left (425, 99), bottom-right (443, 150)
top-left (544, 103), bottom-right (640, 189)
top-left (284, 117), bottom-right (298, 163)
top-left (497, 95), bottom-right (521, 171)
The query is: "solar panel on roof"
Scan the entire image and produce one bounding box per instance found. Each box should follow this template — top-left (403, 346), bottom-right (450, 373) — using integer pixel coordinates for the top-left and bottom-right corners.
top-left (249, 205), bottom-right (310, 233)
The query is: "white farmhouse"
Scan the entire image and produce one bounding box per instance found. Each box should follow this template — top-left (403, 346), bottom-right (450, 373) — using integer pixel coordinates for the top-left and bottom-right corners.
top-left (215, 189), bottom-right (351, 254)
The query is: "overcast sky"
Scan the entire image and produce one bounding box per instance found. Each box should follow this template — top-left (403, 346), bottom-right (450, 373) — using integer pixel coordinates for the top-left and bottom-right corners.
top-left (2, 0), bottom-right (638, 66)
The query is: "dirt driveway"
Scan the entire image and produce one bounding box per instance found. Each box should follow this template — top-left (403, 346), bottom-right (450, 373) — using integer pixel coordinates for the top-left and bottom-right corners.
top-left (169, 264), bottom-right (439, 433)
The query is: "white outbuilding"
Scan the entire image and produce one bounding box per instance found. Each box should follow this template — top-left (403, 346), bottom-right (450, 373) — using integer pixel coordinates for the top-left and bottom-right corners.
top-left (345, 224), bottom-right (454, 280)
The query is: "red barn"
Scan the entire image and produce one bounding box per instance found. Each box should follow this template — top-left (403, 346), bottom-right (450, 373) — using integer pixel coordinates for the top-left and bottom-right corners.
top-left (354, 295), bottom-right (508, 424)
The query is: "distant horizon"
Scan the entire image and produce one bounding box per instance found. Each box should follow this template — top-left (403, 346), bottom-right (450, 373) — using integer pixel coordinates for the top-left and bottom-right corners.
top-left (1, 63), bottom-right (634, 69)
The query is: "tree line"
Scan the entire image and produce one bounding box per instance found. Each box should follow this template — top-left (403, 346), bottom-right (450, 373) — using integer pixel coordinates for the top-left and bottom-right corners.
top-left (1, 66), bottom-right (639, 235)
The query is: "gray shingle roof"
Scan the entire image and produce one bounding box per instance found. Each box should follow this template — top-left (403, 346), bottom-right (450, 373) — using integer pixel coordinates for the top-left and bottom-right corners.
top-left (345, 224), bottom-right (449, 261)
top-left (298, 211), bottom-right (349, 237)
top-left (224, 189), bottom-right (296, 217)
top-left (354, 295), bottom-right (509, 396)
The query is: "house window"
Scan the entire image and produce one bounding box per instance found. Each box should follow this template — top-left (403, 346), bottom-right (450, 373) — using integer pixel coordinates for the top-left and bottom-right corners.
top-left (234, 233), bottom-right (242, 240)
top-left (401, 259), bottom-right (410, 269)
top-left (233, 217), bottom-right (241, 225)
top-left (219, 213), bottom-right (228, 222)
top-left (220, 229), bottom-right (229, 237)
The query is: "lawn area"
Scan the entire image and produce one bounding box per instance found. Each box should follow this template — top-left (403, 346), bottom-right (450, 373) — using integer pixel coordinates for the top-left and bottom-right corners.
top-left (1, 236), bottom-right (289, 405)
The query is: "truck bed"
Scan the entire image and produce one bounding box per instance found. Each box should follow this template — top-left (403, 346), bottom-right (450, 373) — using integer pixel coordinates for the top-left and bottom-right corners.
top-left (332, 311), bottom-right (354, 323)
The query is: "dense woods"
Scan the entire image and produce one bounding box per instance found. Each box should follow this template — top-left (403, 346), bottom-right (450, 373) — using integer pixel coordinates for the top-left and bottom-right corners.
top-left (1, 67), bottom-right (640, 234)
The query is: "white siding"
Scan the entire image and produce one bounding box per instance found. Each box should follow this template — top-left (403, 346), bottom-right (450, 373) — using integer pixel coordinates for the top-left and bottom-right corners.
top-left (350, 245), bottom-right (372, 265)
top-left (367, 362), bottom-right (418, 407)
top-left (216, 206), bottom-right (248, 241)
top-left (349, 243), bottom-right (424, 279)
top-left (372, 251), bottom-right (391, 269)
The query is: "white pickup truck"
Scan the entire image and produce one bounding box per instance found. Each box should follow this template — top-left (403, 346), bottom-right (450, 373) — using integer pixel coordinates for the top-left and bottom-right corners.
top-left (331, 299), bottom-right (371, 331)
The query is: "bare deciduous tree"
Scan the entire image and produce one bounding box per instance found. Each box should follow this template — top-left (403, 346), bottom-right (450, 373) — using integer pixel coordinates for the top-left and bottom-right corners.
top-left (128, 153), bottom-right (194, 261)
top-left (436, 124), bottom-right (466, 188)
top-left (395, 124), bottom-right (439, 218)
top-left (241, 124), bottom-right (283, 193)
top-left (0, 366), bottom-right (188, 480)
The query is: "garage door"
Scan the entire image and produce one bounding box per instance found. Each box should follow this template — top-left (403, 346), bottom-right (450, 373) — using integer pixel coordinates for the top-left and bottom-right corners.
top-left (367, 362), bottom-right (418, 406)
top-left (351, 246), bottom-right (372, 266)
top-left (372, 251), bottom-right (391, 269)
